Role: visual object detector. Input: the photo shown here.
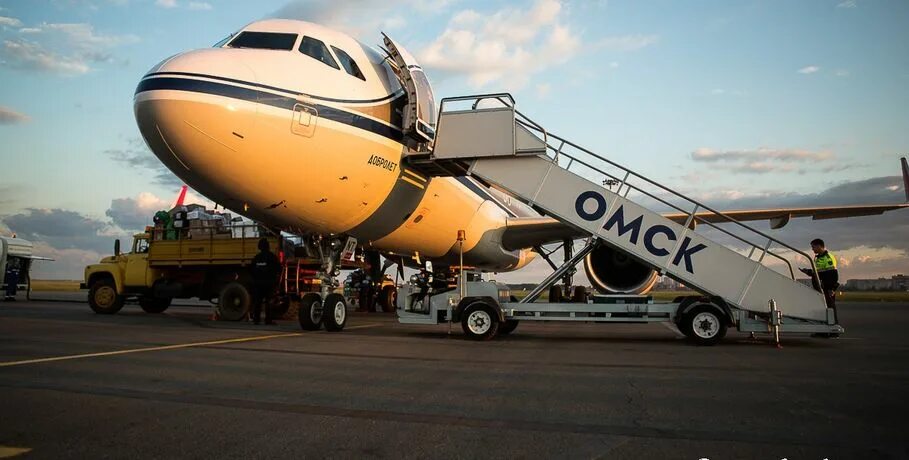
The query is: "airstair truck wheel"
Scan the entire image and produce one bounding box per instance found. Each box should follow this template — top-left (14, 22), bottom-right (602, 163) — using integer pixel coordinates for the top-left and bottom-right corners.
top-left (461, 301), bottom-right (500, 341)
top-left (322, 293), bottom-right (347, 332)
top-left (682, 305), bottom-right (727, 346)
top-left (298, 293), bottom-right (323, 331)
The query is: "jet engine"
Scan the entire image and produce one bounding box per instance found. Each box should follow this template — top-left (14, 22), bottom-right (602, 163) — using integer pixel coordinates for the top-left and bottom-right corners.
top-left (583, 245), bottom-right (659, 295)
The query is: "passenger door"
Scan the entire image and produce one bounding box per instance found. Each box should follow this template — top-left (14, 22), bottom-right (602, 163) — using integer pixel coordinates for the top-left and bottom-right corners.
top-left (382, 33), bottom-right (436, 148)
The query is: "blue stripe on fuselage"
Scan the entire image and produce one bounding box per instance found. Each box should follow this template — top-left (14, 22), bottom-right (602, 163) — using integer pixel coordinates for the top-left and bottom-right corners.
top-left (135, 76), bottom-right (405, 143)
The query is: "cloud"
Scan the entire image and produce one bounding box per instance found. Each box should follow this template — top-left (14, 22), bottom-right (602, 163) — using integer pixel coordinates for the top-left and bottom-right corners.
top-left (835, 69), bottom-right (850, 77)
top-left (798, 65), bottom-right (820, 74)
top-left (0, 22), bottom-right (138, 75)
top-left (271, 0), bottom-right (451, 37)
top-left (0, 16), bottom-right (22, 28)
top-left (837, 0), bottom-right (857, 8)
top-left (535, 82), bottom-right (551, 98)
top-left (1, 208), bottom-right (114, 254)
top-left (187, 2), bottom-right (212, 10)
top-left (106, 138), bottom-right (183, 188)
top-left (105, 192), bottom-right (170, 231)
top-left (155, 0), bottom-right (177, 7)
top-left (0, 106), bottom-right (30, 124)
top-left (692, 147), bottom-right (833, 163)
top-left (418, 0), bottom-right (582, 88)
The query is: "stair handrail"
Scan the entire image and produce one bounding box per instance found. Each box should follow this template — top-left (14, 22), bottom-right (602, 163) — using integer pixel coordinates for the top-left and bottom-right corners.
top-left (436, 93), bottom-right (819, 286)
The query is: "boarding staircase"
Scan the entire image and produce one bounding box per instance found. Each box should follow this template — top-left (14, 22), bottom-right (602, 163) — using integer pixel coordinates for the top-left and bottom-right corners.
top-left (409, 94), bottom-right (837, 325)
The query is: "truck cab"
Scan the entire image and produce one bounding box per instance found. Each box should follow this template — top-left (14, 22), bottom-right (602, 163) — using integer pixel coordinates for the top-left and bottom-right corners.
top-left (83, 233), bottom-right (162, 314)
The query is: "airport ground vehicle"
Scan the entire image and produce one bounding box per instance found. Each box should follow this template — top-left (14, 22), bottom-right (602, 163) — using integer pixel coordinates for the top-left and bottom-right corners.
top-left (82, 222), bottom-right (374, 331)
top-left (1, 235), bottom-right (38, 299)
top-left (396, 94), bottom-right (844, 345)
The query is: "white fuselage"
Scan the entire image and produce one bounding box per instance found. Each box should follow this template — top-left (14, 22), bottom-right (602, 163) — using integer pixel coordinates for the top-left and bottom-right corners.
top-left (134, 20), bottom-right (535, 271)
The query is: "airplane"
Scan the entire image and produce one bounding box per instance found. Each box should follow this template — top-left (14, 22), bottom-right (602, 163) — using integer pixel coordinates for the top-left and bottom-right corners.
top-left (133, 19), bottom-right (909, 303)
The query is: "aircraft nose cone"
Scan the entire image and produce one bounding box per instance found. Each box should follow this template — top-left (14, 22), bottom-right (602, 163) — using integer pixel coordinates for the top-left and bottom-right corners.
top-left (134, 49), bottom-right (258, 181)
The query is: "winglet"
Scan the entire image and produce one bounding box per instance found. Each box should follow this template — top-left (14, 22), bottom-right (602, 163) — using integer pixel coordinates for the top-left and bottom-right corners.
top-left (902, 157), bottom-right (909, 202)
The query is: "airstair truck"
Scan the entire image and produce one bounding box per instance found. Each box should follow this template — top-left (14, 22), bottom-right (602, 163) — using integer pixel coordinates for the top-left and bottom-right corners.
top-left (1, 235), bottom-right (38, 299)
top-left (397, 94), bottom-right (843, 345)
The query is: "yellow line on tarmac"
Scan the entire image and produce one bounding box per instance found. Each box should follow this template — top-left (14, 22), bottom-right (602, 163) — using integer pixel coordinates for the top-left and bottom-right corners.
top-left (0, 446), bottom-right (31, 458)
top-left (0, 332), bottom-right (303, 368)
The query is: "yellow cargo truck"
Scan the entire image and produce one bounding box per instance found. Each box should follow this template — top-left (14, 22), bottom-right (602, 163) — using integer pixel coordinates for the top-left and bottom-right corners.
top-left (83, 225), bottom-right (284, 321)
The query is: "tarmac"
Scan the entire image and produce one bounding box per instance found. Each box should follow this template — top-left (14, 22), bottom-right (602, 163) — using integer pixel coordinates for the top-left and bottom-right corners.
top-left (1, 295), bottom-right (908, 459)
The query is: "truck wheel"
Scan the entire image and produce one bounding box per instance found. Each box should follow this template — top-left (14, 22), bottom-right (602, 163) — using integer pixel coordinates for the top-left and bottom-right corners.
top-left (498, 319), bottom-right (519, 335)
top-left (378, 285), bottom-right (397, 312)
top-left (681, 305), bottom-right (727, 346)
top-left (460, 301), bottom-right (500, 341)
top-left (139, 297), bottom-right (171, 314)
top-left (298, 293), bottom-right (323, 331)
top-left (322, 293), bottom-right (347, 332)
top-left (218, 282), bottom-right (250, 321)
top-left (88, 278), bottom-right (124, 314)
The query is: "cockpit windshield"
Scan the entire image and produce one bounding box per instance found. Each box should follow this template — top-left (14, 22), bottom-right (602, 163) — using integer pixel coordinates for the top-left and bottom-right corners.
top-left (227, 32), bottom-right (298, 51)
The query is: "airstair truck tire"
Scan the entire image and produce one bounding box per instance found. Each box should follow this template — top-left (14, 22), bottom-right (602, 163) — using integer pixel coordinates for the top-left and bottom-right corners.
top-left (682, 304), bottom-right (727, 346)
top-left (461, 301), bottom-right (500, 341)
top-left (298, 293), bottom-right (323, 331)
top-left (322, 293), bottom-right (347, 332)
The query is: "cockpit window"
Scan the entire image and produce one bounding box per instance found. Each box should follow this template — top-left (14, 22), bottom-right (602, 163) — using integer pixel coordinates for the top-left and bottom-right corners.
top-left (227, 32), bottom-right (298, 51)
top-left (330, 46), bottom-right (365, 81)
top-left (299, 36), bottom-right (340, 70)
top-left (212, 34), bottom-right (233, 48)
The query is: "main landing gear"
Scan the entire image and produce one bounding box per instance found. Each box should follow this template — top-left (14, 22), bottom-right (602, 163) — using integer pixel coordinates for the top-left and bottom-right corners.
top-left (295, 236), bottom-right (348, 332)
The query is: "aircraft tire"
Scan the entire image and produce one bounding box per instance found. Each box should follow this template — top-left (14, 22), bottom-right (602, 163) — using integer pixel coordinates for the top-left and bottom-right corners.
top-left (548, 285), bottom-right (563, 303)
top-left (378, 285), bottom-right (397, 312)
top-left (322, 293), bottom-right (347, 332)
top-left (460, 301), bottom-right (500, 341)
top-left (298, 293), bottom-right (323, 330)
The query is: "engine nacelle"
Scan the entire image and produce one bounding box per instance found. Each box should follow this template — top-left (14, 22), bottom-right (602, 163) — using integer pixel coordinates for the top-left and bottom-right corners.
top-left (583, 245), bottom-right (659, 295)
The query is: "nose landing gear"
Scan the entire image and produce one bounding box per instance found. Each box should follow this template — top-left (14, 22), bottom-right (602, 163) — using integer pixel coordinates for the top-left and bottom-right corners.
top-left (294, 236), bottom-right (348, 332)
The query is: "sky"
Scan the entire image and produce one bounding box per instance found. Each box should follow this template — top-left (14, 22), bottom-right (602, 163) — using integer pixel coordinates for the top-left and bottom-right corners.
top-left (0, 0), bottom-right (907, 281)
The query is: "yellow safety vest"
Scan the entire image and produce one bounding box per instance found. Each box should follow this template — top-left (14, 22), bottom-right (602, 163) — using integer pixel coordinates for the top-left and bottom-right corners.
top-left (814, 251), bottom-right (837, 272)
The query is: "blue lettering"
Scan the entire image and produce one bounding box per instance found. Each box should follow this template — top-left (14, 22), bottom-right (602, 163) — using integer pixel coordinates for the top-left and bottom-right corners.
top-left (672, 237), bottom-right (707, 274)
top-left (603, 205), bottom-right (643, 244)
top-left (644, 225), bottom-right (676, 257)
top-left (575, 191), bottom-right (608, 221)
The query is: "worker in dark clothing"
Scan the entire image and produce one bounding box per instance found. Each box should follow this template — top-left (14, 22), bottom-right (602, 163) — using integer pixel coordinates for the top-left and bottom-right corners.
top-left (358, 269), bottom-right (375, 313)
top-left (413, 267), bottom-right (432, 312)
top-left (250, 238), bottom-right (281, 325)
top-left (4, 258), bottom-right (20, 301)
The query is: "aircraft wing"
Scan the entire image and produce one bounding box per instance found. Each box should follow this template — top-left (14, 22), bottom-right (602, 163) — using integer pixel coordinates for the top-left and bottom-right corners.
top-left (501, 157), bottom-right (909, 247)
top-left (663, 203), bottom-right (909, 229)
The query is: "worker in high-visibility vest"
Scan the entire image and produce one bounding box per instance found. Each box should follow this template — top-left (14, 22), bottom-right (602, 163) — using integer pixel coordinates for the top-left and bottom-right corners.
top-left (800, 238), bottom-right (840, 333)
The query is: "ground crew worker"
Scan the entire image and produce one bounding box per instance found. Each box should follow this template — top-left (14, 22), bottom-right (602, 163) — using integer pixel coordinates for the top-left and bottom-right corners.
top-left (800, 238), bottom-right (839, 333)
top-left (358, 268), bottom-right (375, 313)
top-left (4, 258), bottom-right (19, 301)
top-left (250, 238), bottom-right (281, 325)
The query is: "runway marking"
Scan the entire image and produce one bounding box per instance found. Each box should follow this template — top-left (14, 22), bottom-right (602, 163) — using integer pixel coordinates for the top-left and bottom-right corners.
top-left (0, 323), bottom-right (384, 368)
top-left (0, 446), bottom-right (31, 458)
top-left (0, 332), bottom-right (303, 368)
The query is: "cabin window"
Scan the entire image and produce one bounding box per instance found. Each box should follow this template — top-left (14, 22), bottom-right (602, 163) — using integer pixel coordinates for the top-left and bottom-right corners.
top-left (299, 36), bottom-right (340, 69)
top-left (227, 32), bottom-right (298, 51)
top-left (331, 46), bottom-right (365, 81)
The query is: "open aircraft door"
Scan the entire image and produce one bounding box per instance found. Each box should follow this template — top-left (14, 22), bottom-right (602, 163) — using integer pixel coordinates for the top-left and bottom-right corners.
top-left (382, 33), bottom-right (436, 150)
